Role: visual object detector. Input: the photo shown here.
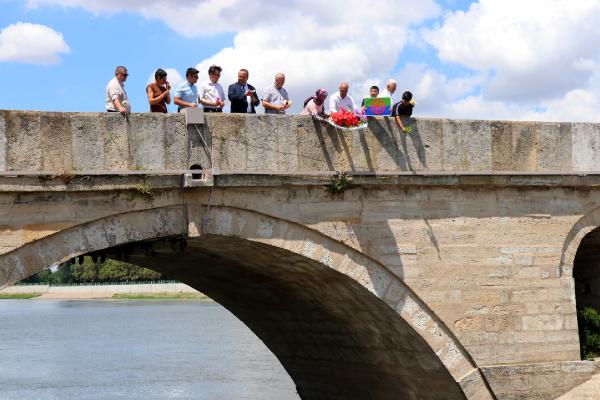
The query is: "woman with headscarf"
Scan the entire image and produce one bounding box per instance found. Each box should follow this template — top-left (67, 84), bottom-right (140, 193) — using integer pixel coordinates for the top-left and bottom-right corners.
top-left (302, 89), bottom-right (328, 120)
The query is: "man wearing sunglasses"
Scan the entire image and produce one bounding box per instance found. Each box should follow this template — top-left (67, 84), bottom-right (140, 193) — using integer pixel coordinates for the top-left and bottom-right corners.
top-left (174, 67), bottom-right (200, 112)
top-left (105, 65), bottom-right (131, 114)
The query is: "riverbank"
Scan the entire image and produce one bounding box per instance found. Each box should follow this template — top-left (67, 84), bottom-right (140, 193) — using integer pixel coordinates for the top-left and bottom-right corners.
top-left (0, 282), bottom-right (211, 300)
top-left (0, 293), bottom-right (42, 299)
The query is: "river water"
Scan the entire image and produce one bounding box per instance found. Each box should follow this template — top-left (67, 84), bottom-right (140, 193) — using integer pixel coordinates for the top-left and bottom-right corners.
top-left (0, 300), bottom-right (299, 400)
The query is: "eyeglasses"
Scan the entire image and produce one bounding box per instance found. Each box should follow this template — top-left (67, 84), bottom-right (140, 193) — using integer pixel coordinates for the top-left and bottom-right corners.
top-left (120, 73), bottom-right (129, 77)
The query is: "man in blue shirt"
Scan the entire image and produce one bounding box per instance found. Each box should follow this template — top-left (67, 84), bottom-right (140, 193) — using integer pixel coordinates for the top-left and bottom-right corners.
top-left (174, 67), bottom-right (200, 112)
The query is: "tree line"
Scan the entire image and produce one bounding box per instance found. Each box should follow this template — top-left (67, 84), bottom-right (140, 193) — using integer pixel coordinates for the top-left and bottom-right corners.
top-left (22, 257), bottom-right (162, 284)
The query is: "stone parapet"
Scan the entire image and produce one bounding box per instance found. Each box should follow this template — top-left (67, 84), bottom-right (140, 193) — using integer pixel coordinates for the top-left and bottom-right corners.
top-left (2, 110), bottom-right (600, 174)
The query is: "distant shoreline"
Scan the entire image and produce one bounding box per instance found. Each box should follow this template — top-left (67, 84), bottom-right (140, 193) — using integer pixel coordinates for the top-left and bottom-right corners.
top-left (0, 292), bottom-right (212, 300)
top-left (0, 282), bottom-right (212, 300)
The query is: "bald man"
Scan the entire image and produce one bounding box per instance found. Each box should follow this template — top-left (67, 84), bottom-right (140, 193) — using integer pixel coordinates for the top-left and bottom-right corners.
top-left (262, 73), bottom-right (290, 115)
top-left (328, 82), bottom-right (357, 113)
top-left (381, 78), bottom-right (397, 103)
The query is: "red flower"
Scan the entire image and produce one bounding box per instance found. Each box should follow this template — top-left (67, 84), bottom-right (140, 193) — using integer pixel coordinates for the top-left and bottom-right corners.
top-left (330, 109), bottom-right (364, 128)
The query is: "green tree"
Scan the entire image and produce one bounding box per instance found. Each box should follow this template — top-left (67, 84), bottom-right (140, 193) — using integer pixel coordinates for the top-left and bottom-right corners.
top-left (51, 262), bottom-right (75, 284)
top-left (21, 269), bottom-right (53, 283)
top-left (71, 257), bottom-right (100, 282)
top-left (17, 258), bottom-right (162, 284)
top-left (578, 306), bottom-right (600, 359)
top-left (98, 259), bottom-right (161, 282)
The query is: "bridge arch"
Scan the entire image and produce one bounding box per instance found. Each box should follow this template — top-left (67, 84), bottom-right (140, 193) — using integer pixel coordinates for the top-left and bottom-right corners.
top-left (0, 205), bottom-right (493, 400)
top-left (560, 207), bottom-right (600, 279)
top-left (560, 207), bottom-right (600, 361)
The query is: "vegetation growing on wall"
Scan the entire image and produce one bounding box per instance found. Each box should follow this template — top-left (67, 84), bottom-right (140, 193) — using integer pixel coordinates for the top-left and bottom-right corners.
top-left (577, 306), bottom-right (600, 359)
top-left (324, 173), bottom-right (352, 197)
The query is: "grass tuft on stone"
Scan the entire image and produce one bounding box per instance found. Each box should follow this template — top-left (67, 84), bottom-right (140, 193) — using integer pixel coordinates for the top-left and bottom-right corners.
top-left (324, 172), bottom-right (352, 197)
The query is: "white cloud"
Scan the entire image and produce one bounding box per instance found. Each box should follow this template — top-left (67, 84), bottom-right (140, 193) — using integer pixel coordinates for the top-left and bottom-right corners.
top-left (384, 63), bottom-right (485, 118)
top-left (26, 0), bottom-right (439, 38)
top-left (27, 0), bottom-right (600, 122)
top-left (188, 0), bottom-right (442, 113)
top-left (387, 62), bottom-right (600, 123)
top-left (442, 89), bottom-right (600, 123)
top-left (26, 0), bottom-right (441, 113)
top-left (0, 22), bottom-right (70, 64)
top-left (423, 0), bottom-right (600, 102)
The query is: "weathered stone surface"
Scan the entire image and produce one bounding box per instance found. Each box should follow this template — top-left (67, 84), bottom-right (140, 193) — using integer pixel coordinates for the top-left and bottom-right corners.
top-left (0, 112), bottom-right (6, 170)
top-left (557, 364), bottom-right (600, 400)
top-left (2, 111), bottom-right (600, 173)
top-left (572, 123), bottom-right (600, 171)
top-left (128, 113), bottom-right (165, 170)
top-left (491, 120), bottom-right (514, 170)
top-left (40, 113), bottom-right (72, 171)
top-left (5, 111), bottom-right (43, 170)
top-left (102, 113), bottom-right (130, 170)
top-left (482, 361), bottom-right (597, 400)
top-left (71, 114), bottom-right (105, 170)
top-left (164, 114), bottom-right (187, 169)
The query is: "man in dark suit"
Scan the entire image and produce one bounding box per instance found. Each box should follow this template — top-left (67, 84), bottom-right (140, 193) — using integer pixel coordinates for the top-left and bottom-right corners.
top-left (228, 68), bottom-right (260, 113)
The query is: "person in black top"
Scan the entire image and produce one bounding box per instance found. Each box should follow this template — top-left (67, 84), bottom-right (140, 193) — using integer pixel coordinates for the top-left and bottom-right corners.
top-left (392, 91), bottom-right (414, 133)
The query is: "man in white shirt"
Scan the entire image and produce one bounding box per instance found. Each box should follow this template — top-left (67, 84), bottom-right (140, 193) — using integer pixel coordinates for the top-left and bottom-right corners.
top-left (328, 82), bottom-right (357, 113)
top-left (262, 73), bottom-right (290, 115)
top-left (198, 65), bottom-right (225, 112)
top-left (105, 66), bottom-right (130, 114)
top-left (380, 78), bottom-right (397, 104)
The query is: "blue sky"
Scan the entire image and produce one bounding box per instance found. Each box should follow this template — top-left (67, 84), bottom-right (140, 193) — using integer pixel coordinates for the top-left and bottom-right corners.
top-left (1, 0), bottom-right (599, 121)
top-left (0, 0), bottom-right (234, 112)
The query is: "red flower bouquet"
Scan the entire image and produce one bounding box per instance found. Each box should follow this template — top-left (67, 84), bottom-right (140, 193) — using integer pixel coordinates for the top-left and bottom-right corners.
top-left (329, 109), bottom-right (367, 129)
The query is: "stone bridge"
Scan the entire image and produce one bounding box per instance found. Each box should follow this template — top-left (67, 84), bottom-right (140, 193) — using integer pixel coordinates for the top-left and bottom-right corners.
top-left (1, 110), bottom-right (600, 399)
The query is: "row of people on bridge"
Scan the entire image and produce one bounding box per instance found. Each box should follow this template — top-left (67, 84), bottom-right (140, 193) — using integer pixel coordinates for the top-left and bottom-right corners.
top-left (105, 65), bottom-right (415, 132)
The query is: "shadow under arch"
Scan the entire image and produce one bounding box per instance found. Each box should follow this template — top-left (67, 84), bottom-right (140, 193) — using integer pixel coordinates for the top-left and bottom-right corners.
top-left (572, 227), bottom-right (600, 311)
top-left (0, 205), bottom-right (494, 400)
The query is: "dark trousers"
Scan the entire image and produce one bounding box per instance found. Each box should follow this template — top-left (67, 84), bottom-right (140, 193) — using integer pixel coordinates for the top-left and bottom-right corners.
top-left (203, 108), bottom-right (222, 113)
